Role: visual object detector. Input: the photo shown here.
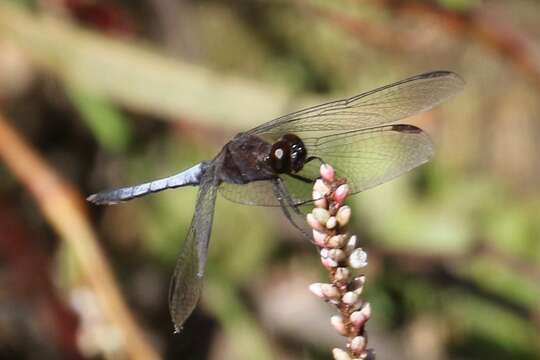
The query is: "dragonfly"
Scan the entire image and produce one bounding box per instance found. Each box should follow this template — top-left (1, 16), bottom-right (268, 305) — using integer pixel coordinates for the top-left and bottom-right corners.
top-left (87, 70), bottom-right (464, 331)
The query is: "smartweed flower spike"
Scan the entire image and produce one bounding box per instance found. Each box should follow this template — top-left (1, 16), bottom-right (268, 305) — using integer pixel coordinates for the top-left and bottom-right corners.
top-left (308, 164), bottom-right (375, 360)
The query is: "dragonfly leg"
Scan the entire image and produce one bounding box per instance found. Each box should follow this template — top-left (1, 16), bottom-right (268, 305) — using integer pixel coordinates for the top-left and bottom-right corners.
top-left (272, 177), bottom-right (310, 237)
top-left (288, 173), bottom-right (315, 184)
top-left (305, 156), bottom-right (323, 165)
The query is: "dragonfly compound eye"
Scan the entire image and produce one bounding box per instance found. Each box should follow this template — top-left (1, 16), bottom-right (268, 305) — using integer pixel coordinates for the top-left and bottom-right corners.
top-left (269, 140), bottom-right (291, 173)
top-left (282, 134), bottom-right (307, 172)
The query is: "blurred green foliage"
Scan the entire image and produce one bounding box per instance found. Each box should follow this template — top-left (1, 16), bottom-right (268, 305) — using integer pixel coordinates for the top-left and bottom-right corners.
top-left (0, 0), bottom-right (539, 359)
top-left (68, 88), bottom-right (132, 153)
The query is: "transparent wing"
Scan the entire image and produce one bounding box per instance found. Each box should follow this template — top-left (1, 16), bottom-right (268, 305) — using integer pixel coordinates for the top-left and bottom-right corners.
top-left (220, 71), bottom-right (461, 207)
top-left (271, 177), bottom-right (313, 237)
top-left (247, 71), bottom-right (464, 141)
top-left (281, 161), bottom-right (322, 204)
top-left (219, 180), bottom-right (280, 206)
top-left (302, 124), bottom-right (434, 195)
top-left (169, 165), bottom-right (218, 332)
top-left (219, 125), bottom-right (433, 207)
top-left (218, 160), bottom-right (320, 207)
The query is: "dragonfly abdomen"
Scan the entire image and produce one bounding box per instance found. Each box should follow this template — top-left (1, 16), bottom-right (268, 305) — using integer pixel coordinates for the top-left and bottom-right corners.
top-left (87, 162), bottom-right (208, 204)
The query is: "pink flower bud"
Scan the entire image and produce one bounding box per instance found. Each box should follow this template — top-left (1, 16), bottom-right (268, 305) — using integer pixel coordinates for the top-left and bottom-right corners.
top-left (330, 315), bottom-right (348, 336)
top-left (350, 303), bottom-right (371, 328)
top-left (345, 235), bottom-right (357, 253)
top-left (326, 216), bottom-right (337, 229)
top-left (350, 336), bottom-right (366, 353)
top-left (307, 213), bottom-right (324, 231)
top-left (328, 249), bottom-right (346, 262)
top-left (312, 189), bottom-right (324, 201)
top-left (336, 206), bottom-right (352, 227)
top-left (332, 348), bottom-right (352, 360)
top-left (314, 179), bottom-right (331, 195)
top-left (327, 234), bottom-right (347, 248)
top-left (342, 291), bottom-right (359, 305)
top-left (321, 256), bottom-right (338, 269)
top-left (334, 184), bottom-right (350, 203)
top-left (320, 248), bottom-right (339, 268)
top-left (308, 283), bottom-right (325, 298)
top-left (350, 311), bottom-right (368, 329)
top-left (349, 248), bottom-right (368, 268)
top-left (314, 196), bottom-right (328, 209)
top-left (312, 208), bottom-right (330, 225)
top-left (312, 229), bottom-right (327, 247)
top-left (321, 283), bottom-right (341, 300)
top-left (320, 164), bottom-right (336, 182)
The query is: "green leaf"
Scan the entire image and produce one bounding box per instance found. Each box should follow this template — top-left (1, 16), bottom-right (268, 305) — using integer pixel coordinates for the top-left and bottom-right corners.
top-left (67, 87), bottom-right (132, 153)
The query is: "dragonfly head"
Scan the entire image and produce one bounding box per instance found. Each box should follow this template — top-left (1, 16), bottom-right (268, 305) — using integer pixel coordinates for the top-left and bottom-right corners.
top-left (267, 133), bottom-right (307, 174)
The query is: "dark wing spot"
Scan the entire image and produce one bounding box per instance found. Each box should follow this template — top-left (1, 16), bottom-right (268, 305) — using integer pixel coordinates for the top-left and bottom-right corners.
top-left (391, 124), bottom-right (422, 134)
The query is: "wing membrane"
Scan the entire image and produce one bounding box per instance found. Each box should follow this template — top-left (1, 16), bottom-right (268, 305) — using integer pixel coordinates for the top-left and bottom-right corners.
top-left (219, 180), bottom-right (280, 206)
top-left (169, 165), bottom-right (218, 332)
top-left (221, 72), bottom-right (460, 206)
top-left (247, 71), bottom-right (463, 140)
top-left (302, 124), bottom-right (434, 195)
top-left (220, 125), bottom-right (432, 206)
top-left (218, 159), bottom-right (320, 207)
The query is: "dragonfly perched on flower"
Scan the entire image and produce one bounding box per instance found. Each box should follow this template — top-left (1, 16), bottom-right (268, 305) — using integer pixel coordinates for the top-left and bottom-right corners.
top-left (88, 70), bottom-right (464, 331)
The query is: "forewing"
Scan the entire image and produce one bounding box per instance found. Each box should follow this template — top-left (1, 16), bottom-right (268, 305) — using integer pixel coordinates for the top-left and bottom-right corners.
top-left (219, 125), bottom-right (432, 207)
top-left (247, 71), bottom-right (463, 141)
top-left (219, 180), bottom-right (280, 206)
top-left (280, 161), bottom-right (321, 204)
top-left (218, 159), bottom-right (320, 207)
top-left (169, 165), bottom-right (218, 332)
top-left (301, 124), bottom-right (434, 195)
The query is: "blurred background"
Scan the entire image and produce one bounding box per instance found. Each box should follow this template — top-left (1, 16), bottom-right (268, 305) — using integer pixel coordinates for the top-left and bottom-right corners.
top-left (0, 0), bottom-right (539, 359)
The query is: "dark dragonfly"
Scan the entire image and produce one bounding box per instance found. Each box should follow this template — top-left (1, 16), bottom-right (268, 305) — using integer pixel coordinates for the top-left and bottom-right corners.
top-left (87, 71), bottom-right (464, 331)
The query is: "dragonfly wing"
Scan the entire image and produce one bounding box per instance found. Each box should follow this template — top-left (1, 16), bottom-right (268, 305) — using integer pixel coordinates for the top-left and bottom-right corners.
top-left (248, 71), bottom-right (463, 140)
top-left (219, 180), bottom-right (280, 206)
top-left (168, 165), bottom-right (218, 332)
top-left (218, 160), bottom-right (320, 207)
top-left (271, 177), bottom-right (314, 236)
top-left (301, 124), bottom-right (434, 195)
top-left (220, 124), bottom-right (433, 207)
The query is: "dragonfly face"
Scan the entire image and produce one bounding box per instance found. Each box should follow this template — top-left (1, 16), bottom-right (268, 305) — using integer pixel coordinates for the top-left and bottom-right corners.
top-left (267, 133), bottom-right (308, 174)
top-left (87, 70), bottom-right (465, 331)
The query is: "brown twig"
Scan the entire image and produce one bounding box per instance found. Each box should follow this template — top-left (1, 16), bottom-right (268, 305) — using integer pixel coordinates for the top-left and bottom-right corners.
top-left (0, 112), bottom-right (160, 360)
